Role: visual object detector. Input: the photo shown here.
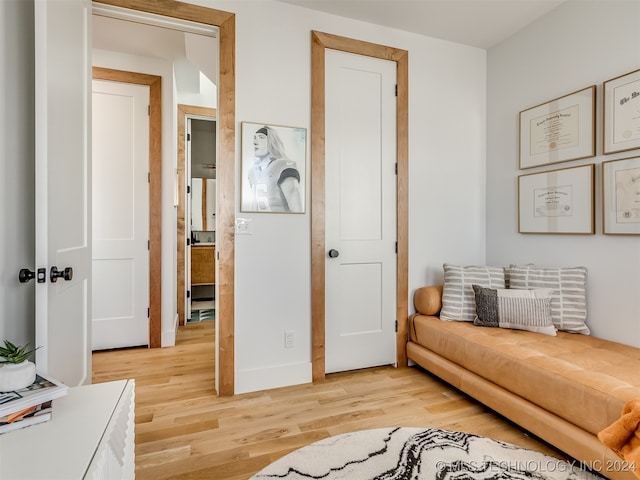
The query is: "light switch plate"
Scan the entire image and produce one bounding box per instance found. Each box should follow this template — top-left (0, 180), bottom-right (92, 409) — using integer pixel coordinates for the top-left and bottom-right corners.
top-left (235, 217), bottom-right (252, 235)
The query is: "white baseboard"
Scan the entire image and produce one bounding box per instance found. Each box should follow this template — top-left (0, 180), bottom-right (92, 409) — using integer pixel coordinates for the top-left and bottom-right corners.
top-left (235, 362), bottom-right (312, 394)
top-left (161, 314), bottom-right (178, 348)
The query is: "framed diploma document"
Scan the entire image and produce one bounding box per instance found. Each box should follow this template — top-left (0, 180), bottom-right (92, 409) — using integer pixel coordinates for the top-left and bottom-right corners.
top-left (518, 164), bottom-right (595, 234)
top-left (518, 86), bottom-right (596, 169)
top-left (603, 156), bottom-right (640, 235)
top-left (603, 68), bottom-right (640, 155)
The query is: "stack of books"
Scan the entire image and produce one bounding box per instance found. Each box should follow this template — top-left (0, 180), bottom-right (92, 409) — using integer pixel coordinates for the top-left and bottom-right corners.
top-left (0, 374), bottom-right (68, 434)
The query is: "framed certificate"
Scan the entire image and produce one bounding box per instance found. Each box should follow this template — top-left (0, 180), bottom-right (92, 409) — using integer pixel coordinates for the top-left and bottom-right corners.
top-left (518, 164), bottom-right (595, 234)
top-left (518, 86), bottom-right (596, 169)
top-left (603, 68), bottom-right (640, 155)
top-left (602, 156), bottom-right (640, 235)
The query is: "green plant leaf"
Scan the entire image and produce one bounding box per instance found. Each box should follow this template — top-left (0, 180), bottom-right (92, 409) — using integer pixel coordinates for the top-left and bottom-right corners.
top-left (0, 340), bottom-right (40, 364)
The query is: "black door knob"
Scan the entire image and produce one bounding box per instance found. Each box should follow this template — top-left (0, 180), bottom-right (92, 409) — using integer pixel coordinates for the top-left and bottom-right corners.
top-left (19, 269), bottom-right (36, 283)
top-left (50, 266), bottom-right (73, 283)
top-left (328, 249), bottom-right (340, 258)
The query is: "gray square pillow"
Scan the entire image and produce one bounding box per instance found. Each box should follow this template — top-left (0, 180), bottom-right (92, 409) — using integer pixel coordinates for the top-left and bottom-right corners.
top-left (472, 284), bottom-right (557, 336)
top-left (507, 265), bottom-right (589, 334)
top-left (440, 263), bottom-right (506, 322)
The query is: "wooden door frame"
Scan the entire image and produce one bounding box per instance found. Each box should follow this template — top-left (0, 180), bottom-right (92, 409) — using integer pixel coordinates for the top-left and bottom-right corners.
top-left (177, 105), bottom-right (216, 327)
top-left (92, 67), bottom-right (162, 348)
top-left (94, 0), bottom-right (236, 395)
top-left (311, 31), bottom-right (408, 382)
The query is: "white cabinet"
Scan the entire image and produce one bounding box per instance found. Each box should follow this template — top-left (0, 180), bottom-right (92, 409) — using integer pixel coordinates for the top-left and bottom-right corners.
top-left (0, 380), bottom-right (135, 479)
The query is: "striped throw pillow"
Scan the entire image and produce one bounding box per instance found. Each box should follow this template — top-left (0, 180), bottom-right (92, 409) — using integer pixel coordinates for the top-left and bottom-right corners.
top-left (507, 265), bottom-right (589, 334)
top-left (472, 284), bottom-right (557, 336)
top-left (440, 264), bottom-right (506, 322)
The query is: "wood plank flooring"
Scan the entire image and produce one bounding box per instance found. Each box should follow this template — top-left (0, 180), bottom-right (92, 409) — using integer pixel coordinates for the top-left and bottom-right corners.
top-left (92, 321), bottom-right (567, 480)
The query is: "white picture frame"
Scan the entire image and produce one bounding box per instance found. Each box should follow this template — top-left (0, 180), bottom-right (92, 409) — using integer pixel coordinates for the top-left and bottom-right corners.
top-left (240, 122), bottom-right (307, 213)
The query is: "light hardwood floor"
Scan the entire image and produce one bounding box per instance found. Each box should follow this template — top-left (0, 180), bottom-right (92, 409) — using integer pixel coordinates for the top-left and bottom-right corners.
top-left (92, 321), bottom-right (567, 480)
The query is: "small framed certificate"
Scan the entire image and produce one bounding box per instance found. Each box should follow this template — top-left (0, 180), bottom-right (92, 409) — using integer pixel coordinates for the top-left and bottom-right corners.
top-left (603, 68), bottom-right (640, 155)
top-left (518, 86), bottom-right (596, 169)
top-left (603, 156), bottom-right (640, 235)
top-left (518, 164), bottom-right (595, 234)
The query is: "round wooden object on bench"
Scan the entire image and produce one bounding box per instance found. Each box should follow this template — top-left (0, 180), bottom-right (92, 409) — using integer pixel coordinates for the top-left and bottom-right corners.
top-left (414, 285), bottom-right (443, 316)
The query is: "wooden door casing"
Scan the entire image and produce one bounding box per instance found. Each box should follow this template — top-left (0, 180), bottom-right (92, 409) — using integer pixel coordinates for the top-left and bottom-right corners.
top-left (94, 0), bottom-right (235, 395)
top-left (310, 31), bottom-right (409, 382)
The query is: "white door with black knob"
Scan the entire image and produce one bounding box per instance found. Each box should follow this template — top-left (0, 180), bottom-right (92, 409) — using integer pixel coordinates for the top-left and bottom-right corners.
top-left (34, 0), bottom-right (92, 385)
top-left (324, 49), bottom-right (397, 374)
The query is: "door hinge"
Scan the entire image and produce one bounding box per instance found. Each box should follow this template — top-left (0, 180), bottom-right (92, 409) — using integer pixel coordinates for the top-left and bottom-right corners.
top-left (147, 307), bottom-right (150, 318)
top-left (148, 172), bottom-right (150, 183)
top-left (187, 133), bottom-right (191, 141)
top-left (148, 240), bottom-right (150, 250)
top-left (395, 242), bottom-right (398, 254)
top-left (187, 185), bottom-right (191, 194)
top-left (395, 320), bottom-right (398, 332)
top-left (187, 238), bottom-right (191, 246)
top-left (187, 290), bottom-right (191, 298)
top-left (395, 163), bottom-right (398, 175)
top-left (148, 105), bottom-right (150, 116)
top-left (395, 84), bottom-right (398, 97)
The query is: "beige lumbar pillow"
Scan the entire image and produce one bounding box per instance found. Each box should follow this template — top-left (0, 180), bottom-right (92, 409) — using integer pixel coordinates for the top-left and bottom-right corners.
top-left (472, 284), bottom-right (557, 336)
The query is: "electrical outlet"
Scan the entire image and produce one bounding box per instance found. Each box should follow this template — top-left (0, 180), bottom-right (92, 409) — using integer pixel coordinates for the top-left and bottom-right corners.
top-left (284, 330), bottom-right (295, 348)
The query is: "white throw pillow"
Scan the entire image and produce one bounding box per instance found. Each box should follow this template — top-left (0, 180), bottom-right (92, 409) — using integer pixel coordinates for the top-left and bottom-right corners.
top-left (440, 264), bottom-right (506, 322)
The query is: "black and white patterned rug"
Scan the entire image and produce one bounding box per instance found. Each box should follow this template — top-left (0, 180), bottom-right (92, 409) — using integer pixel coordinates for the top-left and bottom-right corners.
top-left (250, 427), bottom-right (600, 480)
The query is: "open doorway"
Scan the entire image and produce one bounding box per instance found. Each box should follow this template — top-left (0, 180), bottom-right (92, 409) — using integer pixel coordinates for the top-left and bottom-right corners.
top-left (92, 6), bottom-right (217, 346)
top-left (91, 1), bottom-right (236, 395)
top-left (186, 118), bottom-right (217, 323)
top-left (177, 108), bottom-right (217, 327)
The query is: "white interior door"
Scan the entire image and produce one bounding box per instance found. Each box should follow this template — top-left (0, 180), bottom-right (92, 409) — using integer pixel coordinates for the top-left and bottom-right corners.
top-left (34, 0), bottom-right (92, 385)
top-left (325, 49), bottom-right (397, 374)
top-left (91, 80), bottom-right (150, 350)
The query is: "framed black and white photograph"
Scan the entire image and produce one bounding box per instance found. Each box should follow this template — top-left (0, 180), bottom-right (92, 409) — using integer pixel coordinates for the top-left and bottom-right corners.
top-left (603, 68), bottom-right (640, 155)
top-left (240, 122), bottom-right (307, 213)
top-left (602, 156), bottom-right (640, 235)
top-left (518, 86), bottom-right (596, 169)
top-left (518, 164), bottom-right (595, 234)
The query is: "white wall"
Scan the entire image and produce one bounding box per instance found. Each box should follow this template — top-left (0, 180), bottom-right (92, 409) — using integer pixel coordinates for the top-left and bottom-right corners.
top-left (202, 1), bottom-right (487, 393)
top-left (177, 72), bottom-right (217, 108)
top-left (0, 1), bottom-right (36, 349)
top-left (487, 1), bottom-right (640, 346)
top-left (2, 0), bottom-right (486, 395)
top-left (1, 0), bottom-right (628, 392)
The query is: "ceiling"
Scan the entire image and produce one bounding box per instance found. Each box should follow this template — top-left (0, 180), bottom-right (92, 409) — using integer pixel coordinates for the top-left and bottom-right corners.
top-left (93, 1), bottom-right (567, 58)
top-left (276, 0), bottom-right (566, 49)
